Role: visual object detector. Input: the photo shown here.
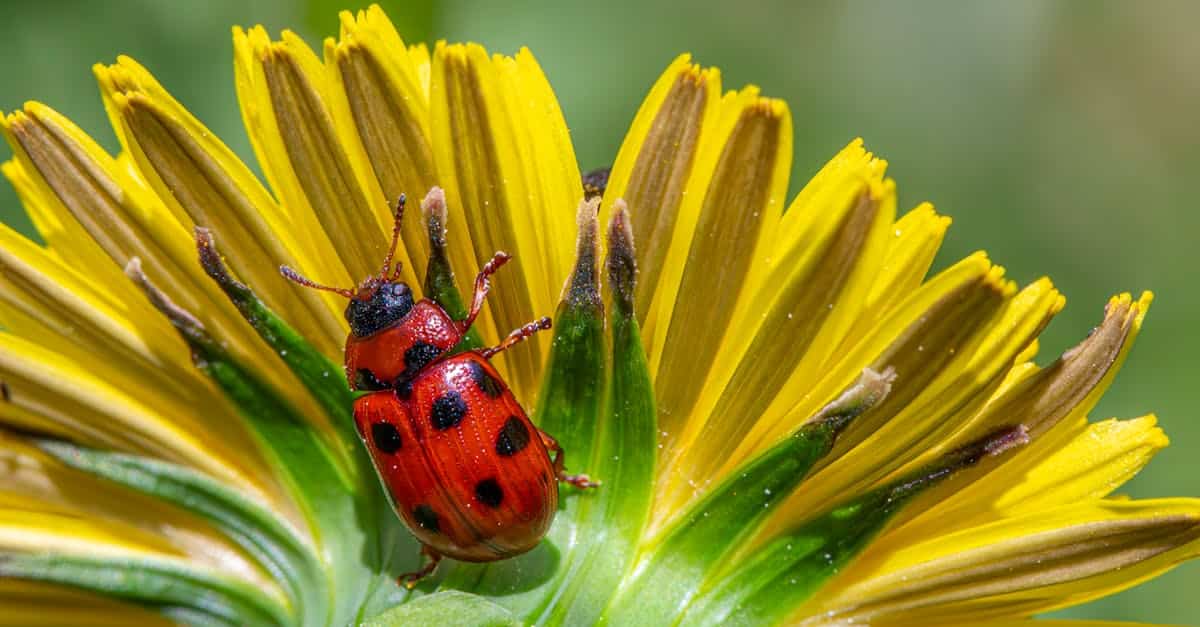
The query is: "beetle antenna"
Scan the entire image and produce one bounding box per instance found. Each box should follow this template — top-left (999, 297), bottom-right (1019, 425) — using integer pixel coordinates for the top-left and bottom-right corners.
top-left (280, 265), bottom-right (355, 298)
top-left (461, 251), bottom-right (512, 332)
top-left (380, 194), bottom-right (406, 280)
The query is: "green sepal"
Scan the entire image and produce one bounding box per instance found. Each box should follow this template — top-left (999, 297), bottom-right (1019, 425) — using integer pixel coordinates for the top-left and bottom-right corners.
top-left (196, 228), bottom-right (358, 460)
top-left (420, 187), bottom-right (483, 353)
top-left (0, 552), bottom-right (290, 627)
top-left (440, 200), bottom-right (608, 623)
top-left (195, 231), bottom-right (420, 619)
top-left (364, 591), bottom-right (520, 627)
top-left (422, 251), bottom-right (482, 354)
top-left (539, 204), bottom-right (658, 626)
top-left (601, 369), bottom-right (894, 626)
top-left (127, 258), bottom-right (402, 626)
top-left (680, 425), bottom-right (1030, 627)
top-left (421, 235), bottom-right (483, 355)
top-left (36, 440), bottom-right (326, 627)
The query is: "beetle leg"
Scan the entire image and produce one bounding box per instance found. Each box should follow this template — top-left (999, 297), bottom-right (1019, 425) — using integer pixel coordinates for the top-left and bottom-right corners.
top-left (460, 251), bottom-right (512, 332)
top-left (398, 545), bottom-right (443, 589)
top-left (481, 317), bottom-right (553, 359)
top-left (538, 429), bottom-right (600, 489)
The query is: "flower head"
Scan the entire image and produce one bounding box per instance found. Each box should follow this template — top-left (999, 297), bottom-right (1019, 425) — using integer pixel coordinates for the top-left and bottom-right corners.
top-left (0, 5), bottom-right (1195, 626)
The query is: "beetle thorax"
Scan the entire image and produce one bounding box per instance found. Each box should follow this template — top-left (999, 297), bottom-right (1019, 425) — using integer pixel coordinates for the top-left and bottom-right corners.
top-left (343, 299), bottom-right (463, 391)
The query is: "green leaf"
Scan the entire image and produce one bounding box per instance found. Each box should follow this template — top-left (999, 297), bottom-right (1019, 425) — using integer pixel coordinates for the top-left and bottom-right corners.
top-left (36, 440), bottom-right (326, 627)
top-left (601, 368), bottom-right (895, 626)
top-left (0, 552), bottom-right (290, 627)
top-left (363, 591), bottom-right (520, 627)
top-left (679, 425), bottom-right (1030, 627)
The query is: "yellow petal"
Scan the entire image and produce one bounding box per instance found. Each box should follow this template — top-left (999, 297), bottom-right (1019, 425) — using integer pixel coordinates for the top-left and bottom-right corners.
top-left (811, 499), bottom-right (1200, 624)
top-left (0, 226), bottom-right (277, 494)
top-left (732, 254), bottom-right (1004, 474)
top-left (326, 7), bottom-right (436, 281)
top-left (0, 580), bottom-right (172, 627)
top-left (496, 49), bottom-right (585, 297)
top-left (233, 26), bottom-right (407, 286)
top-left (847, 202), bottom-right (951, 338)
top-left (95, 56), bottom-right (344, 356)
top-left (867, 616), bottom-right (1169, 627)
top-left (658, 153), bottom-right (893, 511)
top-left (0, 508), bottom-right (180, 557)
top-left (0, 506), bottom-right (289, 611)
top-left (409, 43), bottom-right (432, 97)
top-left (0, 234), bottom-right (298, 503)
top-left (837, 278), bottom-right (1064, 487)
top-left (0, 435), bottom-right (273, 588)
top-left (429, 42), bottom-right (582, 398)
top-left (0, 331), bottom-right (261, 495)
top-left (1, 159), bottom-right (115, 276)
top-left (993, 415), bottom-right (1167, 514)
top-left (647, 256), bottom-right (1000, 530)
top-left (602, 54), bottom-right (722, 323)
top-left (710, 145), bottom-right (892, 431)
top-left (882, 414), bottom-right (1167, 557)
top-left (883, 292), bottom-right (1154, 545)
top-left (1, 105), bottom-right (198, 302)
top-left (650, 90), bottom-right (792, 443)
top-left (2, 103), bottom-right (294, 389)
top-left (752, 271), bottom-right (1060, 540)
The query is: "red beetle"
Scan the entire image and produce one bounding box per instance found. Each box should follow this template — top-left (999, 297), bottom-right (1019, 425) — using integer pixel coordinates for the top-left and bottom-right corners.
top-left (281, 194), bottom-right (596, 585)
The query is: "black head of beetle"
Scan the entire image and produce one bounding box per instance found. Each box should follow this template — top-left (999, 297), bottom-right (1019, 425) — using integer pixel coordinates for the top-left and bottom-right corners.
top-left (344, 281), bottom-right (415, 338)
top-left (279, 193), bottom-right (421, 338)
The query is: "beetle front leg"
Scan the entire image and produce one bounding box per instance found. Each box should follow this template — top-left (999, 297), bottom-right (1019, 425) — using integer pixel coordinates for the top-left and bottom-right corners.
top-left (459, 251), bottom-right (512, 332)
top-left (538, 429), bottom-right (600, 489)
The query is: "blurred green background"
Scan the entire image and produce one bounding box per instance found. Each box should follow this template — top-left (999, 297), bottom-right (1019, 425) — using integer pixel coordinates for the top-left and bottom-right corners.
top-left (0, 0), bottom-right (1195, 622)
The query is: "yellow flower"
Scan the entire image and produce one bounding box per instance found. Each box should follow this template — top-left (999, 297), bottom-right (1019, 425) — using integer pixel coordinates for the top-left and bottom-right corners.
top-left (0, 5), bottom-right (1195, 626)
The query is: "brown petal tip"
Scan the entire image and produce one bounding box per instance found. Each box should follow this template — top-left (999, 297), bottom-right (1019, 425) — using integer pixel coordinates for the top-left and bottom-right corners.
top-left (606, 200), bottom-right (637, 313)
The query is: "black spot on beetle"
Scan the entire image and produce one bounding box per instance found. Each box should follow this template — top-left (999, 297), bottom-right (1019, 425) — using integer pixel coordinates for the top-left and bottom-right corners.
top-left (430, 391), bottom-right (467, 430)
top-left (354, 368), bottom-right (387, 391)
top-left (413, 504), bottom-right (440, 533)
top-left (402, 342), bottom-right (442, 380)
top-left (395, 378), bottom-right (414, 400)
top-left (371, 422), bottom-right (402, 454)
top-left (496, 417), bottom-right (530, 457)
top-left (474, 478), bottom-right (504, 508)
top-left (468, 360), bottom-right (503, 398)
top-left (0, 382), bottom-right (9, 402)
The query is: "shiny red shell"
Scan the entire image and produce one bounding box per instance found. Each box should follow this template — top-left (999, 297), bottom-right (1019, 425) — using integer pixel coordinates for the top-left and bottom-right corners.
top-left (353, 352), bottom-right (557, 561)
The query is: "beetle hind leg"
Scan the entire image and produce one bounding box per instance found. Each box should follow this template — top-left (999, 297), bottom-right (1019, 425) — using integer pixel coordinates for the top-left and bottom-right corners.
top-left (481, 317), bottom-right (553, 359)
top-left (538, 429), bottom-right (600, 489)
top-left (398, 546), bottom-right (443, 589)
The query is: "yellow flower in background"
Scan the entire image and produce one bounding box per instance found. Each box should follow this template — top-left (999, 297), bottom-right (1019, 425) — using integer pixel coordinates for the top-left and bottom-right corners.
top-left (0, 4), bottom-right (1196, 626)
